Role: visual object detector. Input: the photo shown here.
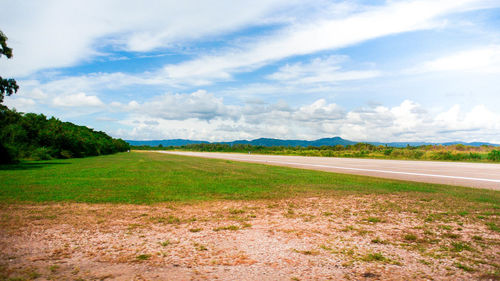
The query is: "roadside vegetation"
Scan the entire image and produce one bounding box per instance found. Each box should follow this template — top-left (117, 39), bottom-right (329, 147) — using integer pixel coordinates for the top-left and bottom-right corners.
top-left (0, 108), bottom-right (130, 163)
top-left (1, 151), bottom-right (498, 204)
top-left (133, 142), bottom-right (500, 162)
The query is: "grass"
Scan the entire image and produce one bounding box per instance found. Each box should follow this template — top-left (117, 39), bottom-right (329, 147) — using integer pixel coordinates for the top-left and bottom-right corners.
top-left (455, 262), bottom-right (475, 272)
top-left (362, 252), bottom-right (387, 262)
top-left (0, 152), bottom-right (499, 205)
top-left (136, 254), bottom-right (151, 261)
top-left (213, 225), bottom-right (240, 231)
top-left (159, 240), bottom-right (171, 246)
top-left (404, 234), bottom-right (418, 241)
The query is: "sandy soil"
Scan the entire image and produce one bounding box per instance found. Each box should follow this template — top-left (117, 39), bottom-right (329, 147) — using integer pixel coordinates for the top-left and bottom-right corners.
top-left (1, 195), bottom-right (499, 280)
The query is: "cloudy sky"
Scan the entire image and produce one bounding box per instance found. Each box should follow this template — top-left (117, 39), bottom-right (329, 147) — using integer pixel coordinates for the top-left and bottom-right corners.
top-left (1, 0), bottom-right (500, 142)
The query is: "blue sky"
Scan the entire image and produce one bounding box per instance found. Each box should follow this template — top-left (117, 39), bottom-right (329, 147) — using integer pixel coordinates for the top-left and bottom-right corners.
top-left (1, 0), bottom-right (500, 142)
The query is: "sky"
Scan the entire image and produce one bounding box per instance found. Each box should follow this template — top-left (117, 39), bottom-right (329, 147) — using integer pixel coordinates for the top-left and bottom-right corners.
top-left (1, 0), bottom-right (500, 143)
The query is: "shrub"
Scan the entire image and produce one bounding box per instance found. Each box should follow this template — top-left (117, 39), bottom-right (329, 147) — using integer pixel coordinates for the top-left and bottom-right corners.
top-left (31, 147), bottom-right (52, 160)
top-left (488, 150), bottom-right (500, 162)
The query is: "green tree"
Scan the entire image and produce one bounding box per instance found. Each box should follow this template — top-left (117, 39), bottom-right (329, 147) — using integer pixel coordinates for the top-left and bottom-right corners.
top-left (0, 30), bottom-right (19, 104)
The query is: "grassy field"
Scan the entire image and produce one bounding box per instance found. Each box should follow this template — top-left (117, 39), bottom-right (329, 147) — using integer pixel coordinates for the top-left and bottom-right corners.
top-left (1, 152), bottom-right (499, 280)
top-left (0, 151), bottom-right (498, 205)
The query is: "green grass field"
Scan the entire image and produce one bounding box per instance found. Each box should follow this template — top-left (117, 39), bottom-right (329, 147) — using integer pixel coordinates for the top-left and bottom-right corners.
top-left (0, 151), bottom-right (498, 206)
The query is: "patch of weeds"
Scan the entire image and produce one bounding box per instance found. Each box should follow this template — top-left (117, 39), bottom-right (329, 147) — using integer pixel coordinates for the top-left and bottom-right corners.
top-left (479, 271), bottom-right (500, 280)
top-left (165, 215), bottom-right (181, 224)
top-left (247, 214), bottom-right (257, 218)
top-left (194, 243), bottom-right (208, 251)
top-left (189, 228), bottom-right (202, 233)
top-left (284, 209), bottom-right (295, 217)
top-left (443, 233), bottom-right (461, 239)
top-left (439, 225), bottom-right (452, 230)
top-left (404, 234), bottom-right (418, 241)
top-left (213, 225), bottom-right (239, 231)
top-left (153, 215), bottom-right (181, 224)
top-left (291, 277), bottom-right (301, 281)
top-left (371, 237), bottom-right (388, 244)
top-left (458, 211), bottom-right (469, 216)
top-left (362, 252), bottom-right (387, 262)
top-left (451, 242), bottom-right (473, 252)
top-left (25, 270), bottom-right (41, 279)
top-left (342, 225), bottom-right (355, 232)
top-left (49, 264), bottom-right (59, 273)
top-left (136, 254), bottom-right (151, 260)
top-left (322, 212), bottom-right (333, 216)
top-left (472, 235), bottom-right (483, 241)
top-left (293, 249), bottom-right (319, 256)
top-left (241, 223), bottom-right (252, 228)
top-left (320, 244), bottom-right (333, 251)
top-left (418, 259), bottom-right (431, 265)
top-left (423, 229), bottom-right (434, 236)
top-left (476, 215), bottom-right (485, 219)
top-left (486, 222), bottom-right (500, 232)
top-left (365, 217), bottom-right (382, 223)
top-left (357, 229), bottom-right (371, 236)
top-left (127, 223), bottom-right (142, 231)
top-left (229, 209), bottom-right (245, 214)
top-left (455, 262), bottom-right (474, 272)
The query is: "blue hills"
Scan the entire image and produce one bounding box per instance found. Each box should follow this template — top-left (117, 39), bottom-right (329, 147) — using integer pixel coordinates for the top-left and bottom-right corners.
top-left (126, 137), bottom-right (498, 148)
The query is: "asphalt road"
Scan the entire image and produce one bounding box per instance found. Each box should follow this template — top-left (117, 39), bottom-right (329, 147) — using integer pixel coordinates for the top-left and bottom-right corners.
top-left (156, 151), bottom-right (500, 190)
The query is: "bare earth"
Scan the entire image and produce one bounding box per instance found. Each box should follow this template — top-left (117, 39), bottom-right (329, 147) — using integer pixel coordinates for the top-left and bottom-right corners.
top-left (158, 151), bottom-right (500, 190)
top-left (1, 195), bottom-right (498, 280)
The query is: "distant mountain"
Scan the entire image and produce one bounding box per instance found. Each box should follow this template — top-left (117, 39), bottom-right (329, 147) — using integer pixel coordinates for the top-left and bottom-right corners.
top-left (126, 139), bottom-right (209, 146)
top-left (219, 137), bottom-right (356, 147)
top-left (126, 137), bottom-right (498, 147)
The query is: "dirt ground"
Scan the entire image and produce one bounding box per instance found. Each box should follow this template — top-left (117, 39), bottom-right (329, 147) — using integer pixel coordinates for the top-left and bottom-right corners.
top-left (1, 195), bottom-right (499, 280)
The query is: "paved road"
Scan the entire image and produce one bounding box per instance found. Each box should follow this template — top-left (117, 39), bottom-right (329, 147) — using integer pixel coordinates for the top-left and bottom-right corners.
top-left (155, 151), bottom-right (500, 190)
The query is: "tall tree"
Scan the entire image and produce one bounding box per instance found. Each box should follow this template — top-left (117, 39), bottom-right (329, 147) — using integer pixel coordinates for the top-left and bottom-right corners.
top-left (0, 30), bottom-right (19, 104)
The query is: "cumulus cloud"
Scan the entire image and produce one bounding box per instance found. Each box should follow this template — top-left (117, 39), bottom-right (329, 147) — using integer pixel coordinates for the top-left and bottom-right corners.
top-left (52, 92), bottom-right (104, 107)
top-left (108, 92), bottom-right (500, 143)
top-left (111, 90), bottom-right (238, 121)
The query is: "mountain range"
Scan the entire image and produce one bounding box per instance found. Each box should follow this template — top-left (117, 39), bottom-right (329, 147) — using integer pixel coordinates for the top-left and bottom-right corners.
top-left (126, 137), bottom-right (498, 148)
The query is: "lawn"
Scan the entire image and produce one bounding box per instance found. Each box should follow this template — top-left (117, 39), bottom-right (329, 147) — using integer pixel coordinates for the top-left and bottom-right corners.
top-left (0, 151), bottom-right (498, 205)
top-left (1, 151), bottom-right (499, 280)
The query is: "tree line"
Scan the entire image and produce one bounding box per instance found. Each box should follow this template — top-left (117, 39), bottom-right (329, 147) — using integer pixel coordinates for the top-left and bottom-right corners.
top-left (0, 107), bottom-right (130, 163)
top-left (0, 30), bottom-right (129, 164)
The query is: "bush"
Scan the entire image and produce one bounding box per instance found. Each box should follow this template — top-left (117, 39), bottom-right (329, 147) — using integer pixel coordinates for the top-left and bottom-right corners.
top-left (31, 147), bottom-right (52, 160)
top-left (488, 150), bottom-right (500, 162)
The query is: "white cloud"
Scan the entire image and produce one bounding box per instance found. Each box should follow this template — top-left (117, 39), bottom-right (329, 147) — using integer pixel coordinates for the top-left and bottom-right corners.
top-left (412, 45), bottom-right (500, 73)
top-left (52, 92), bottom-right (104, 107)
top-left (108, 92), bottom-right (500, 143)
top-left (162, 0), bottom-right (495, 84)
top-left (111, 90), bottom-right (238, 121)
top-left (267, 56), bottom-right (380, 84)
top-left (0, 0), bottom-right (294, 76)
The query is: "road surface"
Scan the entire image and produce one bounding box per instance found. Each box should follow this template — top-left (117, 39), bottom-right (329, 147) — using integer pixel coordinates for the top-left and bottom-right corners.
top-left (153, 151), bottom-right (500, 190)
